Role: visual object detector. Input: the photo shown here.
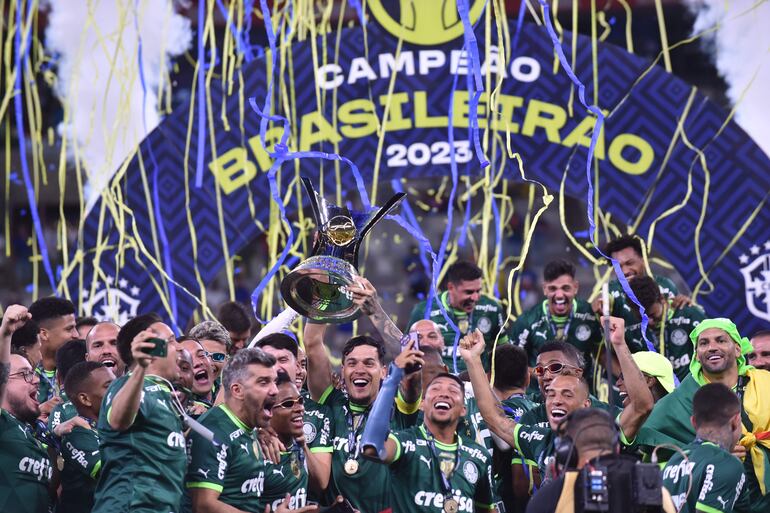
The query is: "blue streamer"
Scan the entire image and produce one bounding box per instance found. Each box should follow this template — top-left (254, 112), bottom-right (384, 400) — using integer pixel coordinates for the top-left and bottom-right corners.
top-left (491, 195), bottom-right (503, 299)
top-left (511, 0), bottom-right (528, 57)
top-left (14, 2), bottom-right (56, 291)
top-left (133, 1), bottom-right (180, 332)
top-left (194, 0), bottom-right (207, 188)
top-left (248, 0), bottom-right (374, 322)
top-left (349, 0), bottom-right (365, 27)
top-left (536, 0), bottom-right (655, 355)
top-left (456, 0), bottom-right (489, 168)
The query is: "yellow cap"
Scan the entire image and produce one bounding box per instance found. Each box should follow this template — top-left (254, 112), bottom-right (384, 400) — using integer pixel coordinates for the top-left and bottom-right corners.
top-left (631, 351), bottom-right (676, 394)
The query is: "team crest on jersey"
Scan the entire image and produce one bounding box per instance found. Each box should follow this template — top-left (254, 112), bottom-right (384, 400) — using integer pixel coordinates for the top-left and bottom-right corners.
top-left (476, 317), bottom-right (492, 334)
top-left (462, 461), bottom-right (478, 484)
top-left (670, 328), bottom-right (689, 346)
top-left (739, 242), bottom-right (770, 323)
top-left (575, 324), bottom-right (591, 342)
top-left (81, 275), bottom-right (141, 325)
top-left (303, 422), bottom-right (317, 444)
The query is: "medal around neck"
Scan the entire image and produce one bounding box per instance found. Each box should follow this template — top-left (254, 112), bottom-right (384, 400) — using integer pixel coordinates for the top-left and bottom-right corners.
top-left (443, 498), bottom-right (459, 513)
top-left (280, 177), bottom-right (405, 323)
top-left (343, 459), bottom-right (359, 475)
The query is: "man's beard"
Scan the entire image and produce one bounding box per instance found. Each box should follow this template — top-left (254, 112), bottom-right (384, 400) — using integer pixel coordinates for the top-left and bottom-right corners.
top-left (9, 394), bottom-right (39, 424)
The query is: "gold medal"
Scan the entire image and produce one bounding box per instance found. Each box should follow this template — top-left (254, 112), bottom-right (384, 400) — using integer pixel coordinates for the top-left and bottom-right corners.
top-left (443, 498), bottom-right (459, 513)
top-left (291, 457), bottom-right (301, 478)
top-left (57, 454), bottom-right (65, 471)
top-left (344, 459), bottom-right (359, 475)
top-left (457, 319), bottom-right (469, 334)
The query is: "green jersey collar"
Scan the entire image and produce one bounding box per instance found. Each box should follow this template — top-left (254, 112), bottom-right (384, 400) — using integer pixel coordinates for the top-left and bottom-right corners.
top-left (219, 404), bottom-right (250, 432)
top-left (419, 424), bottom-right (460, 450)
top-left (441, 291), bottom-right (467, 317)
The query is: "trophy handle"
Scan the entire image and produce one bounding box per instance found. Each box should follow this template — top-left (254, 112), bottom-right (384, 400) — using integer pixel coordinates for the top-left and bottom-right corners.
top-left (352, 192), bottom-right (406, 257)
top-left (301, 177), bottom-right (325, 255)
top-left (301, 177), bottom-right (323, 225)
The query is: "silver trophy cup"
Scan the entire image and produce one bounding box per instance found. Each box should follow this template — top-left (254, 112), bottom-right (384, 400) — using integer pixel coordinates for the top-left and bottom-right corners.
top-left (280, 177), bottom-right (405, 323)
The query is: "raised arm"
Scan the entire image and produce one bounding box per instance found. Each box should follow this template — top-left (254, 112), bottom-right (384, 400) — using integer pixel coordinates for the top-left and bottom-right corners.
top-left (303, 321), bottom-right (333, 402)
top-left (0, 305), bottom-right (31, 403)
top-left (107, 330), bottom-right (155, 431)
top-left (348, 277), bottom-right (422, 404)
top-left (459, 329), bottom-right (518, 448)
top-left (603, 316), bottom-right (654, 441)
top-left (347, 277), bottom-right (404, 358)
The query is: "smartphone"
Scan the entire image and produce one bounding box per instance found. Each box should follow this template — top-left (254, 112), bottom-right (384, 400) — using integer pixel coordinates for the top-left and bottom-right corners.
top-left (143, 337), bottom-right (168, 357)
top-left (404, 331), bottom-right (422, 374)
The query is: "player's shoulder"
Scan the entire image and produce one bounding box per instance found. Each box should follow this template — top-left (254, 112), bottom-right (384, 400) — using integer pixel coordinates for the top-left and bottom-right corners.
top-left (513, 301), bottom-right (544, 324)
top-left (574, 299), bottom-right (598, 316)
top-left (196, 405), bottom-right (235, 435)
top-left (320, 387), bottom-right (347, 409)
top-left (459, 436), bottom-right (492, 465)
top-left (678, 303), bottom-right (706, 320)
top-left (477, 294), bottom-right (503, 309)
top-left (654, 275), bottom-right (678, 291)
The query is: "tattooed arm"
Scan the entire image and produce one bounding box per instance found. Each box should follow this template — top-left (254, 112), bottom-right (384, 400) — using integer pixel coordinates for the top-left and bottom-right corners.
top-left (348, 277), bottom-right (403, 358)
top-left (348, 278), bottom-right (423, 405)
top-left (0, 305), bottom-right (31, 403)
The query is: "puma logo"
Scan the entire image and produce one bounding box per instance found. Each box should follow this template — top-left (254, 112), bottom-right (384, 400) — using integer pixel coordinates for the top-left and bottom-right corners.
top-left (716, 496), bottom-right (729, 509)
top-left (240, 443), bottom-right (250, 455)
top-left (197, 468), bottom-right (210, 479)
top-left (419, 455), bottom-right (432, 469)
top-left (272, 467), bottom-right (285, 477)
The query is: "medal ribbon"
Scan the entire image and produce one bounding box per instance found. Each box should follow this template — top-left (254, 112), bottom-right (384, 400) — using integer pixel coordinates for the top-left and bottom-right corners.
top-left (345, 405), bottom-right (369, 460)
top-left (423, 426), bottom-right (461, 505)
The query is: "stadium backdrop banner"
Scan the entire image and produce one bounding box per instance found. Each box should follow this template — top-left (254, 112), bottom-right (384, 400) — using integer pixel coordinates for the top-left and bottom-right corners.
top-left (64, 5), bottom-right (770, 336)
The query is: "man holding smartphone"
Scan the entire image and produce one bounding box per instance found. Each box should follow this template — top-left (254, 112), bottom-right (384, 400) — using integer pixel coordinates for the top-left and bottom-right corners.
top-left (91, 313), bottom-right (185, 513)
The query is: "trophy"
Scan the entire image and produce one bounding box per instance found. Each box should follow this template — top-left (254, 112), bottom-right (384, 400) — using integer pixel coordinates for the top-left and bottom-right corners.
top-left (280, 177), bottom-right (406, 323)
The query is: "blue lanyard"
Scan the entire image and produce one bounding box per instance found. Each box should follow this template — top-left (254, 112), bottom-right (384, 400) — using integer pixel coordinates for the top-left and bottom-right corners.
top-left (345, 404), bottom-right (368, 459)
top-left (423, 426), bottom-right (461, 501)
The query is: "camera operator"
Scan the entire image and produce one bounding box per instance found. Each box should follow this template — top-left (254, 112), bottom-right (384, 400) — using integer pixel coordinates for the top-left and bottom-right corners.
top-left (525, 408), bottom-right (676, 513)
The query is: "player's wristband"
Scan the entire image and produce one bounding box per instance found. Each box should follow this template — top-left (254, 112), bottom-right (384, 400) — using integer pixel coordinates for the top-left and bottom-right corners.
top-left (360, 363), bottom-right (403, 460)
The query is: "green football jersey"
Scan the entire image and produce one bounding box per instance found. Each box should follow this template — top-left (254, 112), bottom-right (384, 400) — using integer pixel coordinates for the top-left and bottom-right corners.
top-left (510, 300), bottom-right (602, 367)
top-left (59, 423), bottom-right (101, 513)
top-left (407, 292), bottom-right (509, 372)
top-left (92, 374), bottom-right (187, 513)
top-left (0, 409), bottom-right (52, 513)
top-left (624, 303), bottom-right (705, 380)
top-left (319, 386), bottom-right (419, 513)
top-left (662, 440), bottom-right (745, 513)
top-left (387, 425), bottom-right (497, 513)
top-left (609, 274), bottom-right (679, 323)
top-left (48, 399), bottom-right (77, 438)
top-left (186, 404), bottom-right (267, 512)
top-left (511, 423), bottom-right (555, 475)
top-left (35, 366), bottom-right (57, 403)
top-left (257, 449), bottom-right (310, 511)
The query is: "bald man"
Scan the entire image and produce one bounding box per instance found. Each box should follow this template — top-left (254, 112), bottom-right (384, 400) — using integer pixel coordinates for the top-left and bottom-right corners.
top-left (85, 322), bottom-right (124, 377)
top-left (408, 319), bottom-right (444, 351)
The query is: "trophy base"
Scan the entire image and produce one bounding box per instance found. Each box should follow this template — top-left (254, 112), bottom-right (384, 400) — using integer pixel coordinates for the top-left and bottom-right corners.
top-left (280, 255), bottom-right (362, 324)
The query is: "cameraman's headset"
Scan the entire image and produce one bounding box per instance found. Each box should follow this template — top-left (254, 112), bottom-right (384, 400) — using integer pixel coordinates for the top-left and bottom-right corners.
top-left (552, 408), bottom-right (620, 474)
